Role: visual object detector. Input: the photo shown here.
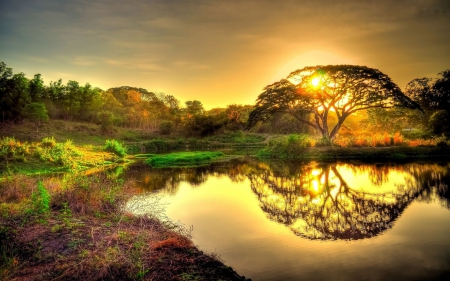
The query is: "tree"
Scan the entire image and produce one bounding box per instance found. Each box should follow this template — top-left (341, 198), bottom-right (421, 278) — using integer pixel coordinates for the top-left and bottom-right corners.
top-left (404, 70), bottom-right (450, 134)
top-left (248, 65), bottom-right (421, 140)
top-left (0, 72), bottom-right (30, 122)
top-left (429, 110), bottom-right (450, 135)
top-left (22, 102), bottom-right (49, 132)
top-left (185, 100), bottom-right (204, 115)
top-left (29, 74), bottom-right (45, 101)
top-left (0, 61), bottom-right (13, 123)
top-left (431, 70), bottom-right (450, 116)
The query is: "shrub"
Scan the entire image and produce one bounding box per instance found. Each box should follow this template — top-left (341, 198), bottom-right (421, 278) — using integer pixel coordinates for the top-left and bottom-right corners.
top-left (104, 139), bottom-right (127, 158)
top-left (37, 139), bottom-right (82, 167)
top-left (258, 134), bottom-right (314, 158)
top-left (41, 136), bottom-right (56, 148)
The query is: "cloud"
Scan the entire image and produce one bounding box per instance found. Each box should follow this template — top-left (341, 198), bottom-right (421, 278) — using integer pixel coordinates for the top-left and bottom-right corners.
top-left (1, 0), bottom-right (449, 108)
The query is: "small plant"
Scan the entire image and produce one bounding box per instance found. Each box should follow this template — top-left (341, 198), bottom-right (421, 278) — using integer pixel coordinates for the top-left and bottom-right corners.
top-left (41, 136), bottom-right (56, 148)
top-left (59, 202), bottom-right (72, 227)
top-left (28, 181), bottom-right (51, 216)
top-left (104, 139), bottom-right (127, 158)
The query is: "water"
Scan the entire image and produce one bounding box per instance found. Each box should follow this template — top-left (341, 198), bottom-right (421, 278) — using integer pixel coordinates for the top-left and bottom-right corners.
top-left (123, 158), bottom-right (450, 281)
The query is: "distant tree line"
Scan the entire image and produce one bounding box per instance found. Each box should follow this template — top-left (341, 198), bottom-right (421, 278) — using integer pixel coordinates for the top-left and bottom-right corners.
top-left (3, 61), bottom-right (447, 138)
top-left (0, 61), bottom-right (265, 136)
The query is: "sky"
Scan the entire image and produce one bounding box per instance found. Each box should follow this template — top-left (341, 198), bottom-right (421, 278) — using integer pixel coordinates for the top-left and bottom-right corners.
top-left (1, 0), bottom-right (449, 109)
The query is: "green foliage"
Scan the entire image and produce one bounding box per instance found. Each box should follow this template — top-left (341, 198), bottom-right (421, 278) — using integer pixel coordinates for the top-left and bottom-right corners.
top-left (38, 139), bottom-right (82, 167)
top-left (104, 139), bottom-right (127, 158)
top-left (29, 181), bottom-right (51, 215)
top-left (0, 137), bottom-right (29, 162)
top-left (144, 151), bottom-right (224, 168)
top-left (258, 134), bottom-right (314, 158)
top-left (98, 111), bottom-right (116, 135)
top-left (22, 102), bottom-right (49, 129)
top-left (41, 136), bottom-right (56, 148)
top-left (159, 121), bottom-right (174, 135)
top-left (0, 137), bottom-right (81, 170)
top-left (429, 110), bottom-right (450, 135)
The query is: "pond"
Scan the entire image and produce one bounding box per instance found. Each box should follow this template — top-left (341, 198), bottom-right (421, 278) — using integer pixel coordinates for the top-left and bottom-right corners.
top-left (123, 157), bottom-right (450, 281)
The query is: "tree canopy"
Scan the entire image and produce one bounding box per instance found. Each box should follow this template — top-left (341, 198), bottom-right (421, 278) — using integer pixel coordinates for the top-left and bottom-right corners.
top-left (248, 65), bottom-right (421, 140)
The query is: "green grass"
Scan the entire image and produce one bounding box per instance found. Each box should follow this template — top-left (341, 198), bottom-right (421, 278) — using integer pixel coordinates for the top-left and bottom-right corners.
top-left (104, 139), bottom-right (127, 158)
top-left (257, 134), bottom-right (314, 159)
top-left (144, 151), bottom-right (225, 168)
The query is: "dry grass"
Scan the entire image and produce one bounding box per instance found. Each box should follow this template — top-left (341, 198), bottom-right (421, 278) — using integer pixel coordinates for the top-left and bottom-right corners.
top-left (0, 173), bottom-right (249, 281)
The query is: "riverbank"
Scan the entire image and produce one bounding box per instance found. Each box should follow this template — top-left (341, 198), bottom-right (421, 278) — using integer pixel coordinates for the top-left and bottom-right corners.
top-left (257, 145), bottom-right (450, 160)
top-left (0, 174), bottom-right (250, 281)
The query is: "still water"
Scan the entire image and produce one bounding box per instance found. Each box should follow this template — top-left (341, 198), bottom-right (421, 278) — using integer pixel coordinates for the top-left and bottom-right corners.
top-left (123, 158), bottom-right (450, 281)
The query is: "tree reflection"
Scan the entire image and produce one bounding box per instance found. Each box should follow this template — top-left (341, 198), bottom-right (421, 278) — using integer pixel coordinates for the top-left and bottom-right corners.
top-left (124, 158), bottom-right (450, 240)
top-left (248, 161), bottom-right (450, 240)
top-left (122, 158), bottom-right (258, 194)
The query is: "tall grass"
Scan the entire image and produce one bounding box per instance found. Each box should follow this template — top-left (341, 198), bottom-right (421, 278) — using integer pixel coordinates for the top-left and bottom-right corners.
top-left (104, 139), bottom-right (127, 158)
top-left (0, 137), bottom-right (82, 167)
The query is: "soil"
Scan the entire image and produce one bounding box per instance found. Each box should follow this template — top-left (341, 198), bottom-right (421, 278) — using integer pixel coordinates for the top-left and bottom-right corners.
top-left (1, 213), bottom-right (251, 281)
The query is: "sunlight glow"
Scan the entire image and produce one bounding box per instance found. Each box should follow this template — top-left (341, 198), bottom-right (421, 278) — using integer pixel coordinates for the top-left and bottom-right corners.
top-left (311, 77), bottom-right (320, 87)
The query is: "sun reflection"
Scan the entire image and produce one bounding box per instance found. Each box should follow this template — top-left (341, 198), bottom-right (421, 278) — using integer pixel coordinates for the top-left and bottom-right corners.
top-left (312, 180), bottom-right (319, 192)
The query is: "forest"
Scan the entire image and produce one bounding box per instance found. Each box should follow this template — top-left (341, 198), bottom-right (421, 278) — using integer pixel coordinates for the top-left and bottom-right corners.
top-left (1, 61), bottom-right (449, 141)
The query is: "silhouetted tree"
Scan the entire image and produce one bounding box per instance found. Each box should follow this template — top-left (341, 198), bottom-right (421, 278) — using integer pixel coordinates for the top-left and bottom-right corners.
top-left (248, 65), bottom-right (421, 140)
top-left (431, 70), bottom-right (450, 115)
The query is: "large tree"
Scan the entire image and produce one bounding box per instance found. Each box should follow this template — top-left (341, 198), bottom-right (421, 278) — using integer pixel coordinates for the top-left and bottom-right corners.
top-left (248, 65), bottom-right (421, 140)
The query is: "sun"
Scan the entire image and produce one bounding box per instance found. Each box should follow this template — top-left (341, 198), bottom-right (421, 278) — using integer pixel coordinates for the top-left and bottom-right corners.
top-left (311, 77), bottom-right (320, 87)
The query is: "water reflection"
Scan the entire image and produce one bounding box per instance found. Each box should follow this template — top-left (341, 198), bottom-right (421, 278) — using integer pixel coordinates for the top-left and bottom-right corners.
top-left (124, 158), bottom-right (450, 240)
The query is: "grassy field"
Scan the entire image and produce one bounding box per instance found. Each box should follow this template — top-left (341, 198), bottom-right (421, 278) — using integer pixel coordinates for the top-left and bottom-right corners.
top-left (0, 136), bottom-right (126, 177)
top-left (0, 120), bottom-right (158, 146)
top-left (144, 151), bottom-right (226, 168)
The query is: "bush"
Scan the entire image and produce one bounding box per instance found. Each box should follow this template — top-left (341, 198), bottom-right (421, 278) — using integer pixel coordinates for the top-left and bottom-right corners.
top-left (37, 139), bottom-right (82, 167)
top-left (104, 139), bottom-right (127, 158)
top-left (258, 134), bottom-right (314, 158)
